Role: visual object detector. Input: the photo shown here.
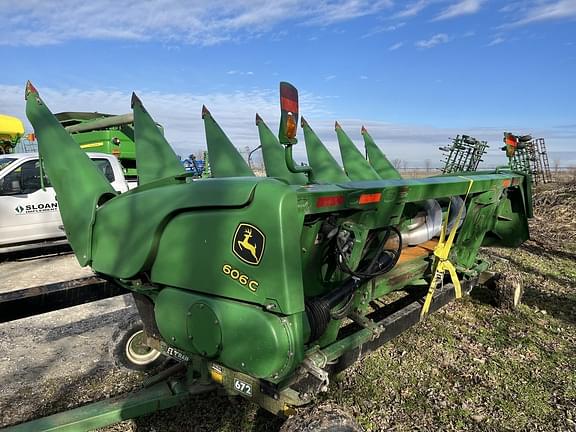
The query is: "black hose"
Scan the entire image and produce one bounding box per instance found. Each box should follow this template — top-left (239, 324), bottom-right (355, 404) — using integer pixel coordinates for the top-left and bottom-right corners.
top-left (305, 226), bottom-right (403, 341)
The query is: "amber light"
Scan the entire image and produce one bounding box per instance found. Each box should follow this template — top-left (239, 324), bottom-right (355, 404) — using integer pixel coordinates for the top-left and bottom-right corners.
top-left (286, 113), bottom-right (297, 140)
top-left (358, 193), bottom-right (382, 204)
top-left (112, 148), bottom-right (121, 157)
top-left (316, 195), bottom-right (345, 208)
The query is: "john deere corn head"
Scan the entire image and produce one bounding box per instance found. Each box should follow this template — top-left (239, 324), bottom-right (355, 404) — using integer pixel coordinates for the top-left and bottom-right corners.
top-left (14, 81), bottom-right (532, 431)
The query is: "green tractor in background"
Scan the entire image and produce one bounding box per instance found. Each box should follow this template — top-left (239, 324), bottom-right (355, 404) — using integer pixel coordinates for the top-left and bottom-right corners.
top-left (55, 111), bottom-right (139, 180)
top-left (15, 81), bottom-right (532, 431)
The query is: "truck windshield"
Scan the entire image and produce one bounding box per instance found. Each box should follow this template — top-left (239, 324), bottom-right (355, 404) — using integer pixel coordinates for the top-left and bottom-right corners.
top-left (0, 157), bottom-right (17, 172)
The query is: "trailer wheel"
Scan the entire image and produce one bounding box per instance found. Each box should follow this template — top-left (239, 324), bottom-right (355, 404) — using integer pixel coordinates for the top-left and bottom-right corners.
top-left (111, 313), bottom-right (166, 372)
top-left (280, 404), bottom-right (363, 432)
top-left (494, 273), bottom-right (523, 310)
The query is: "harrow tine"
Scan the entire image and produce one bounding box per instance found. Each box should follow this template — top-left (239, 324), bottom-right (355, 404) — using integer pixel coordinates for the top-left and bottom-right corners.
top-left (202, 106), bottom-right (254, 178)
top-left (132, 93), bottom-right (185, 185)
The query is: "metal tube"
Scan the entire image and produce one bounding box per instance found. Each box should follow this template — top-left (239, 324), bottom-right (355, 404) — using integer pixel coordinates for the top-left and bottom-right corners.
top-left (65, 113), bottom-right (134, 133)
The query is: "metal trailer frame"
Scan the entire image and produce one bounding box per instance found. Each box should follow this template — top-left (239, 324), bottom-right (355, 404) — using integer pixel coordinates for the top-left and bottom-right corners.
top-left (0, 276), bottom-right (128, 324)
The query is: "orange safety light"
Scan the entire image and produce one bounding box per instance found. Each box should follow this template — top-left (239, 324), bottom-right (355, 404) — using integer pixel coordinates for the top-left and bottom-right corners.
top-left (358, 192), bottom-right (382, 204)
top-left (285, 113), bottom-right (297, 140)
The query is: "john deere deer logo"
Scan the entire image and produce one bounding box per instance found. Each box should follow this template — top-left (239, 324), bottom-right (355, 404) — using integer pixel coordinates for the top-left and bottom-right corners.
top-left (233, 223), bottom-right (265, 265)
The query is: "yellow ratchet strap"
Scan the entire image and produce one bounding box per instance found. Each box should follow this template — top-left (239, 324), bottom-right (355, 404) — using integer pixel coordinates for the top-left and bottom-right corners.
top-left (420, 178), bottom-right (474, 319)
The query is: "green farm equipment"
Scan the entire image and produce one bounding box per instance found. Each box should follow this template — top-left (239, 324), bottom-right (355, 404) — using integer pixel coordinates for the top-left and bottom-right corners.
top-left (440, 134), bottom-right (489, 174)
top-left (55, 111), bottom-right (139, 180)
top-left (11, 81), bottom-right (532, 431)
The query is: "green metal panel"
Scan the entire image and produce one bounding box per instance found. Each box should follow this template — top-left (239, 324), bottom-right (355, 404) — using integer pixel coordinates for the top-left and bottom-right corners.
top-left (155, 287), bottom-right (305, 380)
top-left (25, 81), bottom-right (116, 266)
top-left (335, 122), bottom-right (381, 181)
top-left (132, 93), bottom-right (185, 185)
top-left (302, 118), bottom-right (349, 183)
top-left (362, 127), bottom-right (402, 179)
top-left (89, 177), bottom-right (259, 279)
top-left (150, 178), bottom-right (306, 314)
top-left (482, 186), bottom-right (530, 248)
top-left (256, 114), bottom-right (307, 184)
top-left (202, 106), bottom-right (254, 178)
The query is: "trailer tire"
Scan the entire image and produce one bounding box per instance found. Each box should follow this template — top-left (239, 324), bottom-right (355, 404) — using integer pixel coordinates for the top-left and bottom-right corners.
top-left (280, 404), bottom-right (363, 432)
top-left (111, 313), bottom-right (167, 372)
top-left (494, 273), bottom-right (523, 310)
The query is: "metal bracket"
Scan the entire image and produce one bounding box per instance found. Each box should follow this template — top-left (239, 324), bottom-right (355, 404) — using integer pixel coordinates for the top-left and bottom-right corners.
top-left (348, 311), bottom-right (384, 339)
top-left (301, 354), bottom-right (329, 393)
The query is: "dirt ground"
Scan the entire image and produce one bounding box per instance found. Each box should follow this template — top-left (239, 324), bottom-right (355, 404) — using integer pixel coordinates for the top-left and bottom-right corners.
top-left (0, 182), bottom-right (575, 431)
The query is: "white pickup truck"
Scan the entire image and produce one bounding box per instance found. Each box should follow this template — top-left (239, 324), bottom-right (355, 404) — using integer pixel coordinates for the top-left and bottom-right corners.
top-left (0, 153), bottom-right (129, 253)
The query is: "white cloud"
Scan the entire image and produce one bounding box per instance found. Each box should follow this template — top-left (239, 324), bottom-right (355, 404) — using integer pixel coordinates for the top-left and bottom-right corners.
top-left (304, 0), bottom-right (393, 25)
top-left (0, 83), bottom-right (329, 159)
top-left (360, 75), bottom-right (368, 80)
top-left (394, 0), bottom-right (433, 18)
top-left (3, 84), bottom-right (574, 166)
top-left (434, 0), bottom-right (485, 20)
top-left (487, 36), bottom-right (505, 46)
top-left (510, 0), bottom-right (576, 25)
top-left (389, 42), bottom-right (404, 50)
top-left (0, 0), bottom-right (394, 46)
top-left (415, 33), bottom-right (450, 48)
top-left (325, 75), bottom-right (336, 81)
top-left (361, 22), bottom-right (406, 38)
top-left (227, 70), bottom-right (254, 76)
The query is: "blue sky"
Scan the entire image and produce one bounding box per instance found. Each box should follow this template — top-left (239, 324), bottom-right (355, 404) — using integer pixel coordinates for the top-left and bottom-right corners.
top-left (1, 0), bottom-right (575, 167)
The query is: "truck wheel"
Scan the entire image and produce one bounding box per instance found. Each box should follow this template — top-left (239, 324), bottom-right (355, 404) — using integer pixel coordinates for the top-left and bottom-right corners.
top-left (494, 273), bottom-right (523, 310)
top-left (280, 404), bottom-right (363, 432)
top-left (111, 313), bottom-right (166, 372)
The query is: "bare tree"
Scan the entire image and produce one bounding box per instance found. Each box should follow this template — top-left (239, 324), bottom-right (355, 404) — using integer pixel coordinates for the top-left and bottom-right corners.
top-left (424, 159), bottom-right (432, 174)
top-left (554, 159), bottom-right (560, 174)
top-left (392, 159), bottom-right (402, 170)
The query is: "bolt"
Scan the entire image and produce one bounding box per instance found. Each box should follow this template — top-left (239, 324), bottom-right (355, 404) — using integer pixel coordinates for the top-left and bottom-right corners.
top-left (171, 336), bottom-right (176, 342)
top-left (214, 320), bottom-right (219, 325)
top-left (241, 362), bottom-right (245, 367)
top-left (187, 312), bottom-right (191, 316)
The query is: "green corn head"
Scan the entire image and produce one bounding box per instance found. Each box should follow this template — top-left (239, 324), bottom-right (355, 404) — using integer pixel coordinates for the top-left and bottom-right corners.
top-left (25, 80), bottom-right (532, 413)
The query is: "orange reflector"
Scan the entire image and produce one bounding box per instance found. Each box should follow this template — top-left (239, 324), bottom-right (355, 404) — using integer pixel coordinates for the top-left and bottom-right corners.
top-left (316, 195), bottom-right (345, 208)
top-left (112, 148), bottom-right (121, 157)
top-left (502, 179), bottom-right (511, 188)
top-left (359, 192), bottom-right (382, 204)
top-left (210, 369), bottom-right (223, 384)
top-left (286, 113), bottom-right (297, 139)
top-left (210, 365), bottom-right (223, 384)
